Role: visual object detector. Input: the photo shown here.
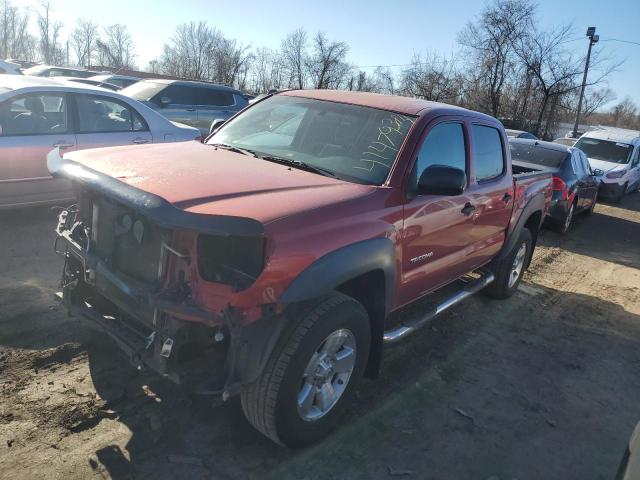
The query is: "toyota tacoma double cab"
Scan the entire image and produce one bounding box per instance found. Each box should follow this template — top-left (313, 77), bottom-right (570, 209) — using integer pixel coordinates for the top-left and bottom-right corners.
top-left (49, 90), bottom-right (552, 446)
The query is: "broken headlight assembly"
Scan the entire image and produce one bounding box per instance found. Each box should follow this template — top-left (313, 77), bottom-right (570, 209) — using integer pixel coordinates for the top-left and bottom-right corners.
top-left (197, 235), bottom-right (265, 291)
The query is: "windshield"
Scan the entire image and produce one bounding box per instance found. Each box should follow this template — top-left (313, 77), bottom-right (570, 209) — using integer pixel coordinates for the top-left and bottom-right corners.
top-left (574, 137), bottom-right (633, 164)
top-left (206, 95), bottom-right (415, 185)
top-left (121, 81), bottom-right (166, 101)
top-left (509, 143), bottom-right (568, 168)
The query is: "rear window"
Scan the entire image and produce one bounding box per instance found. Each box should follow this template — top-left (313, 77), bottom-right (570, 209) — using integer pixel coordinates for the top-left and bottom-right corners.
top-left (509, 143), bottom-right (567, 168)
top-left (195, 87), bottom-right (235, 107)
top-left (472, 125), bottom-right (505, 181)
top-left (574, 137), bottom-right (633, 164)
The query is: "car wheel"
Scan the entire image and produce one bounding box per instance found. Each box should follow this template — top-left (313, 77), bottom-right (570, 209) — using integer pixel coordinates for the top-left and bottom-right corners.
top-left (241, 292), bottom-right (370, 447)
top-left (554, 201), bottom-right (575, 234)
top-left (585, 191), bottom-right (597, 215)
top-left (484, 228), bottom-right (532, 299)
top-left (612, 182), bottom-right (628, 203)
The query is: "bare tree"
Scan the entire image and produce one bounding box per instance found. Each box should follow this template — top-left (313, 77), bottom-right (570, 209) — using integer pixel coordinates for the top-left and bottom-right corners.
top-left (1, 0), bottom-right (35, 60)
top-left (37, 1), bottom-right (64, 64)
top-left (512, 24), bottom-right (620, 137)
top-left (96, 24), bottom-right (135, 69)
top-left (160, 22), bottom-right (215, 79)
top-left (281, 28), bottom-right (308, 89)
top-left (306, 32), bottom-right (349, 89)
top-left (610, 98), bottom-right (638, 128)
top-left (400, 52), bottom-right (462, 103)
top-left (70, 19), bottom-right (98, 67)
top-left (250, 47), bottom-right (285, 93)
top-left (458, 0), bottom-right (534, 116)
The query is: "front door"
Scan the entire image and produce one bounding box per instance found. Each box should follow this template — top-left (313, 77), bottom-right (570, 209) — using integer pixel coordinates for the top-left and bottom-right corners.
top-left (399, 120), bottom-right (476, 307)
top-left (73, 93), bottom-right (152, 150)
top-left (0, 92), bottom-right (76, 207)
top-left (194, 87), bottom-right (237, 135)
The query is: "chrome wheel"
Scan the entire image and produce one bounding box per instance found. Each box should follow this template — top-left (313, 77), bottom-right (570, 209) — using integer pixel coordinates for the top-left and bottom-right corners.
top-left (297, 328), bottom-right (356, 422)
top-left (564, 203), bottom-right (574, 231)
top-left (508, 242), bottom-right (527, 288)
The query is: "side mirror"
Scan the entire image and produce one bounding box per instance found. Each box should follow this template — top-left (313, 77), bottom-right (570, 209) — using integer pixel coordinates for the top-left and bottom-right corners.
top-left (418, 165), bottom-right (466, 196)
top-left (592, 168), bottom-right (604, 176)
top-left (209, 118), bottom-right (226, 135)
top-left (160, 96), bottom-right (171, 107)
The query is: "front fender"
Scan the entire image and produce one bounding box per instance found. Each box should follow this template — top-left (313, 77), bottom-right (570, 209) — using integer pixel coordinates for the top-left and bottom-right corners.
top-left (279, 237), bottom-right (397, 315)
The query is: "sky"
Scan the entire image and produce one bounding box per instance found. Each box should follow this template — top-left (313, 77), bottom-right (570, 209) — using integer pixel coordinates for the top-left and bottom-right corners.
top-left (10, 0), bottom-right (640, 107)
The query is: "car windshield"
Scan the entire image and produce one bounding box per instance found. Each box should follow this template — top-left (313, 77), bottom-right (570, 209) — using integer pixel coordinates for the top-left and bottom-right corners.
top-left (206, 95), bottom-right (416, 185)
top-left (121, 81), bottom-right (166, 101)
top-left (574, 137), bottom-right (633, 164)
top-left (509, 143), bottom-right (567, 168)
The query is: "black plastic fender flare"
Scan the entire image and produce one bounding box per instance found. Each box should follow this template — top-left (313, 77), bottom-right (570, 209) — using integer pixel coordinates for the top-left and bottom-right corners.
top-left (279, 237), bottom-right (397, 316)
top-left (498, 192), bottom-right (546, 263)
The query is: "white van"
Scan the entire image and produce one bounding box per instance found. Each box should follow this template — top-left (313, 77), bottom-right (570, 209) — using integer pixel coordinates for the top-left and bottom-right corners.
top-left (574, 127), bottom-right (640, 202)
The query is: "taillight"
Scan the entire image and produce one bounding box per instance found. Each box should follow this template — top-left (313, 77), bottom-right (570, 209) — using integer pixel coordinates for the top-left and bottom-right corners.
top-left (552, 176), bottom-right (569, 200)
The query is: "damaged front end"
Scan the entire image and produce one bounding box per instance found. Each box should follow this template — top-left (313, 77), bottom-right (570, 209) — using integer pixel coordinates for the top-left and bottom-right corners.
top-left (49, 150), bottom-right (277, 398)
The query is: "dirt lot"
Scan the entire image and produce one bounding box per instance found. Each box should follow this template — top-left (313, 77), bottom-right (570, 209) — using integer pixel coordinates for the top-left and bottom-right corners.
top-left (1, 193), bottom-right (639, 480)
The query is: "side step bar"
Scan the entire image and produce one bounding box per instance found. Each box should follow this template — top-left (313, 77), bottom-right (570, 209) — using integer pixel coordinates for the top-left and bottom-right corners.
top-left (383, 269), bottom-right (495, 344)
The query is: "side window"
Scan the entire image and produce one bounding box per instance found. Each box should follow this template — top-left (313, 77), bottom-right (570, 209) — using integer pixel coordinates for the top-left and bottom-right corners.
top-left (472, 125), bottom-right (505, 181)
top-left (632, 148), bottom-right (640, 167)
top-left (0, 93), bottom-right (68, 136)
top-left (76, 94), bottom-right (147, 133)
top-left (195, 87), bottom-right (235, 107)
top-left (158, 85), bottom-right (195, 105)
top-left (414, 122), bottom-right (466, 186)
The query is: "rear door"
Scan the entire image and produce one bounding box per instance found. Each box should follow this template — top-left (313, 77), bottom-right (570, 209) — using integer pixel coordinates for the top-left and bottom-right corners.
top-left (399, 119), bottom-right (477, 306)
top-left (465, 123), bottom-right (514, 264)
top-left (0, 92), bottom-right (76, 207)
top-left (629, 147), bottom-right (640, 190)
top-left (194, 87), bottom-right (238, 134)
top-left (73, 93), bottom-right (152, 150)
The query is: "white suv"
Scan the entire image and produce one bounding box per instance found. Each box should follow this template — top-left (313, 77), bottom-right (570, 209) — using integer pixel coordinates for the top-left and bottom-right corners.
top-left (574, 128), bottom-right (640, 202)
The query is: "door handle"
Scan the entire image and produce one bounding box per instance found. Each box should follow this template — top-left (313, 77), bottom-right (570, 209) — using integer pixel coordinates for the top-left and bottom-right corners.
top-left (502, 192), bottom-right (513, 203)
top-left (186, 108), bottom-right (197, 112)
top-left (52, 142), bottom-right (74, 148)
top-left (132, 137), bottom-right (150, 144)
top-left (461, 203), bottom-right (476, 216)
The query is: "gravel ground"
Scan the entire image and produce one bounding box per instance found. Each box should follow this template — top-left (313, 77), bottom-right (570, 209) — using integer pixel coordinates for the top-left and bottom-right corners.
top-left (0, 193), bottom-right (639, 480)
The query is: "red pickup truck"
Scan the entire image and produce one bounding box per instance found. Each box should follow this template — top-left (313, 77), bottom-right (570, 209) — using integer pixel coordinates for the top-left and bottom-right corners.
top-left (49, 90), bottom-right (552, 446)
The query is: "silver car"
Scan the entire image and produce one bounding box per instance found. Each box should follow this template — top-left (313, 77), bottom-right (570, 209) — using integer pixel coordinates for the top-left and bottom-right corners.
top-left (0, 75), bottom-right (201, 208)
top-left (121, 79), bottom-right (249, 135)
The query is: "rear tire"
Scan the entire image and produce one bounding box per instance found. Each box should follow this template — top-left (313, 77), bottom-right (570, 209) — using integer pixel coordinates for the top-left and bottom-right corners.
top-left (240, 292), bottom-right (370, 447)
top-left (552, 201), bottom-right (575, 234)
top-left (484, 228), bottom-right (532, 299)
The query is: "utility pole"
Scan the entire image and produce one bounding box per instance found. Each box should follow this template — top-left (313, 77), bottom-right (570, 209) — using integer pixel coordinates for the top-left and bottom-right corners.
top-left (572, 27), bottom-right (599, 138)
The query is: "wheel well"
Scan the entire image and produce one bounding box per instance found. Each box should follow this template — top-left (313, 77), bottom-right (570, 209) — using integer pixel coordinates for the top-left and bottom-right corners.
top-left (523, 210), bottom-right (542, 267)
top-left (336, 270), bottom-right (386, 379)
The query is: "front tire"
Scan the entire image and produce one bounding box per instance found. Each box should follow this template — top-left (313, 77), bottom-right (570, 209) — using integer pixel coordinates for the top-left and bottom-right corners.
top-left (611, 182), bottom-right (628, 203)
top-left (241, 292), bottom-right (370, 447)
top-left (484, 228), bottom-right (532, 299)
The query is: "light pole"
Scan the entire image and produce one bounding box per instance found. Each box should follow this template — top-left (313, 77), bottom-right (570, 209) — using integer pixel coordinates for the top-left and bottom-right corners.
top-left (572, 27), bottom-right (599, 138)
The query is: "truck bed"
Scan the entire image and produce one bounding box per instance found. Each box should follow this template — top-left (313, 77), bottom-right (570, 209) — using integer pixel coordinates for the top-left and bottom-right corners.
top-left (512, 160), bottom-right (554, 179)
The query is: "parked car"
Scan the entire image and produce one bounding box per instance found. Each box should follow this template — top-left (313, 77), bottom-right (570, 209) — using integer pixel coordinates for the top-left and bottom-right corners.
top-left (50, 89), bottom-right (552, 447)
top-left (574, 128), bottom-right (640, 202)
top-left (505, 128), bottom-right (538, 140)
top-left (121, 79), bottom-right (248, 135)
top-left (553, 137), bottom-right (576, 147)
top-left (0, 75), bottom-right (201, 208)
top-left (63, 78), bottom-right (121, 91)
top-left (510, 139), bottom-right (599, 233)
top-left (88, 74), bottom-right (141, 89)
top-left (22, 65), bottom-right (101, 78)
top-left (0, 59), bottom-right (22, 75)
